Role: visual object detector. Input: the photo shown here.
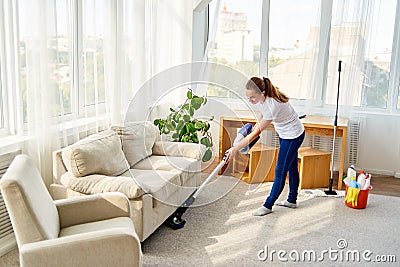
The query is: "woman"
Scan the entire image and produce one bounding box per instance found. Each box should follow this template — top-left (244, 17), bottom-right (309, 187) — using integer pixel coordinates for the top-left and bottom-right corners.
top-left (226, 77), bottom-right (305, 216)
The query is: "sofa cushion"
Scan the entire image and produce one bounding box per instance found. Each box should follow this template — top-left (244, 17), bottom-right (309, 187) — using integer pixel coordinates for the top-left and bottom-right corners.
top-left (111, 122), bottom-right (158, 167)
top-left (62, 130), bottom-right (128, 177)
top-left (152, 141), bottom-right (206, 160)
top-left (133, 155), bottom-right (200, 185)
top-left (60, 172), bottom-right (146, 199)
top-left (129, 169), bottom-right (182, 203)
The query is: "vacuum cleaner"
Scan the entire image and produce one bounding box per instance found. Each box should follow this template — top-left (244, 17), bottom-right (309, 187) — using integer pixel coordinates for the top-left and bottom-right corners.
top-left (164, 123), bottom-right (259, 230)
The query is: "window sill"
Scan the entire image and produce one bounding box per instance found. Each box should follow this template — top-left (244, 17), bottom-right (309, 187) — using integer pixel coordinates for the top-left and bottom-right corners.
top-left (0, 135), bottom-right (28, 155)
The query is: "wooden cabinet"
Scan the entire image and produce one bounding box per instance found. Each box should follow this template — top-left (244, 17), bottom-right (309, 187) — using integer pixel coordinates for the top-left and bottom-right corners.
top-left (298, 147), bottom-right (331, 189)
top-left (232, 144), bottom-right (277, 184)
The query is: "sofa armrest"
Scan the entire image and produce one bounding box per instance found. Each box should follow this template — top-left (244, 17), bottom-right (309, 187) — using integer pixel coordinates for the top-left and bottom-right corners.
top-left (54, 192), bottom-right (130, 228)
top-left (152, 141), bottom-right (206, 160)
top-left (53, 149), bottom-right (67, 184)
top-left (20, 228), bottom-right (142, 267)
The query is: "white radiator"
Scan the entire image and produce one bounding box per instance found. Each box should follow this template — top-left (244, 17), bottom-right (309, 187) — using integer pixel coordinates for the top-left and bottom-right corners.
top-left (0, 151), bottom-right (20, 256)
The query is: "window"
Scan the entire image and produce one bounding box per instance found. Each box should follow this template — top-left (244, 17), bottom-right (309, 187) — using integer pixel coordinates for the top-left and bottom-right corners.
top-left (204, 0), bottom-right (400, 113)
top-left (18, 0), bottom-right (72, 119)
top-left (18, 0), bottom-right (114, 120)
top-left (326, 0), bottom-right (397, 108)
top-left (268, 0), bottom-right (321, 100)
top-left (81, 0), bottom-right (108, 108)
top-left (207, 0), bottom-right (262, 98)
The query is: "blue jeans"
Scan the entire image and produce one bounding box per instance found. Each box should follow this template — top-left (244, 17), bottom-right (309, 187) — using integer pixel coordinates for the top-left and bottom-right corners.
top-left (263, 131), bottom-right (305, 209)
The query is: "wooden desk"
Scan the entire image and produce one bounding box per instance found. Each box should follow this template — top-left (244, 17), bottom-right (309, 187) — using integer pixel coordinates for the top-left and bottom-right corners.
top-left (219, 115), bottom-right (348, 190)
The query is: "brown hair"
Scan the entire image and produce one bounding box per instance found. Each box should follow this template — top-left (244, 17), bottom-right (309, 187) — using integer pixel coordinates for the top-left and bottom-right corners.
top-left (245, 77), bottom-right (289, 103)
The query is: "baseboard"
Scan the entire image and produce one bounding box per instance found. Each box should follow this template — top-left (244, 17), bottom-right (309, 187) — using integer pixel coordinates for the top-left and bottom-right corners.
top-left (356, 168), bottom-right (397, 177)
top-left (0, 234), bottom-right (17, 257)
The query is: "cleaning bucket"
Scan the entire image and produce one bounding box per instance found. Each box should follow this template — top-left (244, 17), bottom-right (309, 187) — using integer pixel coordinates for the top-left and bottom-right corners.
top-left (345, 185), bottom-right (373, 209)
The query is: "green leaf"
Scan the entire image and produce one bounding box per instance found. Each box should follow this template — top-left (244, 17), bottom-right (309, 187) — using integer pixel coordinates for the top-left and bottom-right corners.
top-left (172, 133), bottom-right (179, 139)
top-left (179, 126), bottom-right (187, 136)
top-left (194, 121), bottom-right (203, 130)
top-left (154, 119), bottom-right (160, 126)
top-left (182, 103), bottom-right (189, 111)
top-left (170, 107), bottom-right (175, 112)
top-left (200, 137), bottom-right (211, 147)
top-left (176, 120), bottom-right (184, 131)
top-left (189, 106), bottom-right (194, 116)
top-left (187, 90), bottom-right (193, 99)
top-left (203, 122), bottom-right (210, 131)
top-left (183, 115), bottom-right (191, 122)
top-left (163, 128), bottom-right (170, 134)
top-left (174, 113), bottom-right (181, 122)
top-left (202, 149), bottom-right (212, 162)
top-left (191, 98), bottom-right (203, 110)
top-left (167, 122), bottom-right (175, 131)
top-left (191, 133), bottom-right (199, 143)
top-left (186, 123), bottom-right (195, 133)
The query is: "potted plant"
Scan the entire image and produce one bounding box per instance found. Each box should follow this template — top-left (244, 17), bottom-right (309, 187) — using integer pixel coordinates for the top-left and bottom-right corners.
top-left (153, 88), bottom-right (214, 162)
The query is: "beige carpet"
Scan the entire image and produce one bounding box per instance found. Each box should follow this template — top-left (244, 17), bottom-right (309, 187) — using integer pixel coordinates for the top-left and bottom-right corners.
top-left (1, 176), bottom-right (399, 266)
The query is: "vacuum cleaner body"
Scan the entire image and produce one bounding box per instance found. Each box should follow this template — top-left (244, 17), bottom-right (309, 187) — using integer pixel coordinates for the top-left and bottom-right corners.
top-left (164, 123), bottom-right (258, 230)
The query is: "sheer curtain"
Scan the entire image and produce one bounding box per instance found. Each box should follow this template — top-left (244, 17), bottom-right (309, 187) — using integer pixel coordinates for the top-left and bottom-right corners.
top-left (12, 0), bottom-right (195, 185)
top-left (124, 0), bottom-right (195, 122)
top-left (17, 0), bottom-right (116, 186)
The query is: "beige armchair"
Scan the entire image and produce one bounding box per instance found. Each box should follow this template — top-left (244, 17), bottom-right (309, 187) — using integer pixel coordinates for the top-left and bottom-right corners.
top-left (0, 155), bottom-right (142, 267)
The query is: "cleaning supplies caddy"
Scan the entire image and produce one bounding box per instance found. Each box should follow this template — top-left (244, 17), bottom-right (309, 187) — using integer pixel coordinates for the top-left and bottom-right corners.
top-left (344, 166), bottom-right (372, 209)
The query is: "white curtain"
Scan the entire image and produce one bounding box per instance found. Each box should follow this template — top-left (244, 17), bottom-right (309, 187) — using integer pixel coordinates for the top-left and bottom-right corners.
top-left (17, 0), bottom-right (116, 186)
top-left (123, 0), bottom-right (194, 122)
top-left (0, 0), bottom-right (195, 186)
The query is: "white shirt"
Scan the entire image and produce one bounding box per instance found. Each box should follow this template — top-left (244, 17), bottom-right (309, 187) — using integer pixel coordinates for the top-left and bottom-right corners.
top-left (256, 97), bottom-right (304, 139)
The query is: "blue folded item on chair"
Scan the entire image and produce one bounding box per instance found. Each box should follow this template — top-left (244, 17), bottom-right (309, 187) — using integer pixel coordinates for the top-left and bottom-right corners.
top-left (233, 123), bottom-right (255, 154)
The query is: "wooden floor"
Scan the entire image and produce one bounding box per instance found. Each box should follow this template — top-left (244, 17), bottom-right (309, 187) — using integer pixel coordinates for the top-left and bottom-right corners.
top-left (202, 158), bottom-right (400, 197)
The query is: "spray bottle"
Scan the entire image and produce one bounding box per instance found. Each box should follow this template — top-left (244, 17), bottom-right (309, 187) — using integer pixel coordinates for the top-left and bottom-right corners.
top-left (363, 173), bottom-right (371, 190)
top-left (357, 170), bottom-right (366, 189)
top-left (345, 165), bottom-right (356, 186)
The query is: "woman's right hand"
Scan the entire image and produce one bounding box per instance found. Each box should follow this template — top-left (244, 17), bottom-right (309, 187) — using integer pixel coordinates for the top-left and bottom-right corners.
top-left (224, 147), bottom-right (238, 165)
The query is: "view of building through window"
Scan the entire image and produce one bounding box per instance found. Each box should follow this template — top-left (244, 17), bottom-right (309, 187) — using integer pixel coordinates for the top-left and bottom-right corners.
top-left (207, 0), bottom-right (262, 98)
top-left (207, 0), bottom-right (397, 110)
top-left (267, 0), bottom-right (321, 101)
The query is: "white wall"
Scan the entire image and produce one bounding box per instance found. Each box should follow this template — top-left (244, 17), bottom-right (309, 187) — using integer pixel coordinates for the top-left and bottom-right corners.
top-left (357, 114), bottom-right (400, 177)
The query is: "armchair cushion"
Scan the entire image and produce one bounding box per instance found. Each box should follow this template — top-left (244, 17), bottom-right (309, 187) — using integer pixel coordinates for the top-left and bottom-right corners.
top-left (62, 130), bottom-right (128, 177)
top-left (55, 192), bottom-right (131, 228)
top-left (111, 122), bottom-right (158, 167)
top-left (20, 223), bottom-right (141, 267)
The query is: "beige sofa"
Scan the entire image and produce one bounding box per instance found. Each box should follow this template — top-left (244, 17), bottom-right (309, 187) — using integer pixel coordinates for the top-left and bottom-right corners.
top-left (51, 121), bottom-right (206, 241)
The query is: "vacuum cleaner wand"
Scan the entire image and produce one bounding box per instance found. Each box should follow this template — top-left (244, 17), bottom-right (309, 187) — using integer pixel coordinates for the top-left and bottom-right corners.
top-left (164, 123), bottom-right (258, 229)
